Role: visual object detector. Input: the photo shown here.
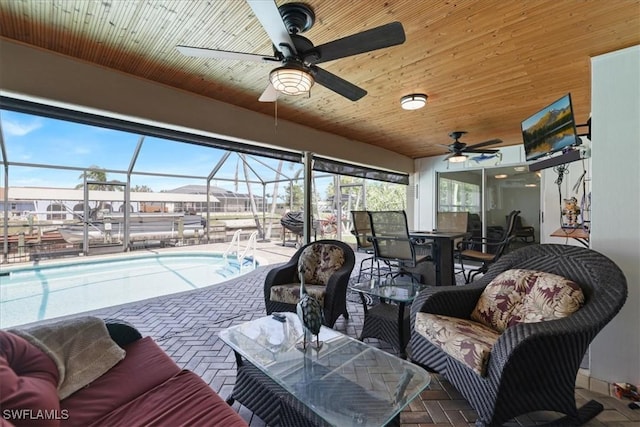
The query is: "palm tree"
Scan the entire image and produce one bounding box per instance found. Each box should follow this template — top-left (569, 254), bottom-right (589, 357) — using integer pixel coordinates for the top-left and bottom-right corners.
top-left (75, 165), bottom-right (123, 218)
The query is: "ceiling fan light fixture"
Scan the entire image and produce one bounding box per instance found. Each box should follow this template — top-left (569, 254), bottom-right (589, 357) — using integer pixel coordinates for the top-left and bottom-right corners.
top-left (400, 94), bottom-right (427, 110)
top-left (269, 63), bottom-right (314, 96)
top-left (448, 153), bottom-right (468, 163)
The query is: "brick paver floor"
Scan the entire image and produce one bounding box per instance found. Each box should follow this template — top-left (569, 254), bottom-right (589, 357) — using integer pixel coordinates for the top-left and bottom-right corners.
top-left (34, 242), bottom-right (639, 426)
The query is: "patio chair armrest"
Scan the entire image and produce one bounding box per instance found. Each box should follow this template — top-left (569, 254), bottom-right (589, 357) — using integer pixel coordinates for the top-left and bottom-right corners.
top-left (489, 315), bottom-right (596, 383)
top-left (264, 262), bottom-right (298, 293)
top-left (411, 283), bottom-right (485, 321)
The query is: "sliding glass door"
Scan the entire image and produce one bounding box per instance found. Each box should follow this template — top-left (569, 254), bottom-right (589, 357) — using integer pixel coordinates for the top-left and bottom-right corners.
top-left (437, 165), bottom-right (540, 245)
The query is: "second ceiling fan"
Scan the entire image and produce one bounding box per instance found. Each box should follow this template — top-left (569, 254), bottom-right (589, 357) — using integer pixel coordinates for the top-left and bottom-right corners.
top-left (176, 0), bottom-right (405, 102)
top-left (441, 131), bottom-right (503, 162)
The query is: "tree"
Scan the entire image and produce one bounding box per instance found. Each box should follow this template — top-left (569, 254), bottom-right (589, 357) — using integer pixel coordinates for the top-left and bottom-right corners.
top-left (75, 166), bottom-right (123, 191)
top-left (132, 185), bottom-right (153, 192)
top-left (284, 181), bottom-right (304, 210)
top-left (364, 182), bottom-right (406, 210)
top-left (325, 176), bottom-right (406, 211)
top-left (75, 165), bottom-right (124, 217)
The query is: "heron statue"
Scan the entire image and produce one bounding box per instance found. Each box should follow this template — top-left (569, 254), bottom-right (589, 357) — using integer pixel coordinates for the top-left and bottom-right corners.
top-left (296, 263), bottom-right (324, 351)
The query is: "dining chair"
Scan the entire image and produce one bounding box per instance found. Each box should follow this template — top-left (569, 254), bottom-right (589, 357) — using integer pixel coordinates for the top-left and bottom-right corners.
top-left (456, 210), bottom-right (520, 283)
top-left (437, 212), bottom-right (471, 277)
top-left (368, 210), bottom-right (432, 284)
top-left (350, 210), bottom-right (379, 282)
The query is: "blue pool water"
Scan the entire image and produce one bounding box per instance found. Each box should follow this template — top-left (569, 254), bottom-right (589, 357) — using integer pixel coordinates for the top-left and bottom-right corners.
top-left (0, 252), bottom-right (257, 328)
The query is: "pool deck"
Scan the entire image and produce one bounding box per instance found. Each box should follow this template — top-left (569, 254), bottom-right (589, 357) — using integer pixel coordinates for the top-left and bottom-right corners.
top-left (8, 241), bottom-right (638, 426)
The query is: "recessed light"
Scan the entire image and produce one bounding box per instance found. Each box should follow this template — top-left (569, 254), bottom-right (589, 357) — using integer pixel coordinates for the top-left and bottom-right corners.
top-left (495, 174), bottom-right (508, 179)
top-left (514, 166), bottom-right (526, 172)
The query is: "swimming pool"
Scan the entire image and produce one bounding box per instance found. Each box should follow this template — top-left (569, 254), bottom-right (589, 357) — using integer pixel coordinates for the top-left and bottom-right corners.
top-left (0, 252), bottom-right (257, 329)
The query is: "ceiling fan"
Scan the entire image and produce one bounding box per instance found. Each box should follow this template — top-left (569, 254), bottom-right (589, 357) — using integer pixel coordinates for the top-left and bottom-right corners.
top-left (441, 131), bottom-right (503, 163)
top-left (176, 1), bottom-right (405, 102)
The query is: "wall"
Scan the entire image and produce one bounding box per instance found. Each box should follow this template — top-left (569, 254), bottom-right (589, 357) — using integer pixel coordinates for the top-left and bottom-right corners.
top-left (0, 37), bottom-right (413, 175)
top-left (589, 45), bottom-right (640, 385)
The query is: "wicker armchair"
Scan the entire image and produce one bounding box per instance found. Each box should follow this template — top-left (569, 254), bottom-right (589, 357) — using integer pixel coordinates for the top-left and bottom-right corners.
top-left (409, 244), bottom-right (628, 427)
top-left (264, 239), bottom-right (355, 328)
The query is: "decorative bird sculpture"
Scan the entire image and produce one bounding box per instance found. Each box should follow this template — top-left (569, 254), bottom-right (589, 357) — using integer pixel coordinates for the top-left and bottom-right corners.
top-left (296, 263), bottom-right (324, 351)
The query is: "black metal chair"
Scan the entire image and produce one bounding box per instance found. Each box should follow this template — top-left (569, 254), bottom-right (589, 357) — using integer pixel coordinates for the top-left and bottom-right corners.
top-left (409, 244), bottom-right (628, 427)
top-left (264, 239), bottom-right (355, 327)
top-left (514, 215), bottom-right (536, 243)
top-left (368, 210), bottom-right (432, 284)
top-left (350, 210), bottom-right (379, 282)
top-left (456, 210), bottom-right (520, 283)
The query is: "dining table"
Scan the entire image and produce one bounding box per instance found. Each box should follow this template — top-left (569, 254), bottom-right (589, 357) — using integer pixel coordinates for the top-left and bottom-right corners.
top-left (409, 230), bottom-right (469, 286)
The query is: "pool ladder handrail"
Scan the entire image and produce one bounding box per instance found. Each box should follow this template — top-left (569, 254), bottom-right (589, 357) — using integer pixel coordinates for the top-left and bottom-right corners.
top-left (223, 229), bottom-right (257, 270)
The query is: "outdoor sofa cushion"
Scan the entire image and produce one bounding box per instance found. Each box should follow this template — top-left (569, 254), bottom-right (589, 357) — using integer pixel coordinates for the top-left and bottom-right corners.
top-left (0, 331), bottom-right (61, 427)
top-left (414, 313), bottom-right (500, 376)
top-left (59, 336), bottom-right (182, 426)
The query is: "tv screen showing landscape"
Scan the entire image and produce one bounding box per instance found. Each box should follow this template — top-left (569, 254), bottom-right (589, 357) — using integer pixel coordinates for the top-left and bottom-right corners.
top-left (521, 93), bottom-right (580, 161)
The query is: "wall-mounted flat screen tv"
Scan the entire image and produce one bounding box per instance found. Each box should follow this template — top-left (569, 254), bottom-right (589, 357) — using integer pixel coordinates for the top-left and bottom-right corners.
top-left (521, 93), bottom-right (581, 161)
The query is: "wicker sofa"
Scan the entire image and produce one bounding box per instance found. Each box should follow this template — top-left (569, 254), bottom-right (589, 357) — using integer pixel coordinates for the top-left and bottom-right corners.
top-left (0, 317), bottom-right (247, 427)
top-left (409, 244), bottom-right (628, 426)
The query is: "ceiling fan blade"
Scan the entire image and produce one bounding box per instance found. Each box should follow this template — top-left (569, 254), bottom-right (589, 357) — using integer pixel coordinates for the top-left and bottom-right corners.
top-left (258, 83), bottom-right (279, 102)
top-left (310, 22), bottom-right (406, 64)
top-left (246, 0), bottom-right (297, 55)
top-left (466, 138), bottom-right (503, 150)
top-left (465, 148), bottom-right (500, 154)
top-left (176, 46), bottom-right (278, 62)
top-left (310, 66), bottom-right (367, 101)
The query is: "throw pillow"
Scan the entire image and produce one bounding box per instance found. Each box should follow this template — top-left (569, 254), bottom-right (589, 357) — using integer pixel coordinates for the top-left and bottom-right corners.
top-left (471, 269), bottom-right (584, 332)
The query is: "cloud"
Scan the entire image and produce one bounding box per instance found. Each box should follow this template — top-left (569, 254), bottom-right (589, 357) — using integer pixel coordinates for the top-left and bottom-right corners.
top-left (2, 117), bottom-right (43, 136)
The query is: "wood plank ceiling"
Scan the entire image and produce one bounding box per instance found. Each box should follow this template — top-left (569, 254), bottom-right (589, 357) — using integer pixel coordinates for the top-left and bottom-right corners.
top-left (0, 0), bottom-right (638, 159)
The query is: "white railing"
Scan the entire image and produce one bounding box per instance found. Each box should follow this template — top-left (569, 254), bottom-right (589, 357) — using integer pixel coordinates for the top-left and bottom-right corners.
top-left (223, 229), bottom-right (258, 270)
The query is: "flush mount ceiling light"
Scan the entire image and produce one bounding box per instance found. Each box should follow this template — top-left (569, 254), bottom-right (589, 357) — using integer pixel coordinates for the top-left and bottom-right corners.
top-left (400, 94), bottom-right (428, 110)
top-left (448, 153), bottom-right (468, 163)
top-left (495, 174), bottom-right (508, 179)
top-left (269, 62), bottom-right (314, 95)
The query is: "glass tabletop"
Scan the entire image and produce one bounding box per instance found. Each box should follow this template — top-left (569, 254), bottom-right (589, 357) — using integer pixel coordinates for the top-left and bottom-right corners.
top-left (349, 279), bottom-right (426, 303)
top-left (219, 313), bottom-right (430, 426)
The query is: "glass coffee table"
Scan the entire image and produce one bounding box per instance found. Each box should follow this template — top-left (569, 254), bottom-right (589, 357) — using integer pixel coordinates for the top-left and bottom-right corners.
top-left (219, 313), bottom-right (430, 427)
top-left (349, 279), bottom-right (426, 358)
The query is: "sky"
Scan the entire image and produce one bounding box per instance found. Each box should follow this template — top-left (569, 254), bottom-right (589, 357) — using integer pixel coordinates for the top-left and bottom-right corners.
top-left (0, 109), bottom-right (310, 196)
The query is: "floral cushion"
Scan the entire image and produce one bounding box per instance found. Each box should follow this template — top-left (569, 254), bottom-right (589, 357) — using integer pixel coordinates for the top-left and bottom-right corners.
top-left (415, 312), bottom-right (500, 376)
top-left (471, 269), bottom-right (585, 332)
top-left (269, 284), bottom-right (326, 306)
top-left (297, 243), bottom-right (345, 286)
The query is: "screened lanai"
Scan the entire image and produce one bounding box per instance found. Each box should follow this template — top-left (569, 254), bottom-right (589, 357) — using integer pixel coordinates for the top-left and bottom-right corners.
top-left (0, 97), bottom-right (409, 263)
